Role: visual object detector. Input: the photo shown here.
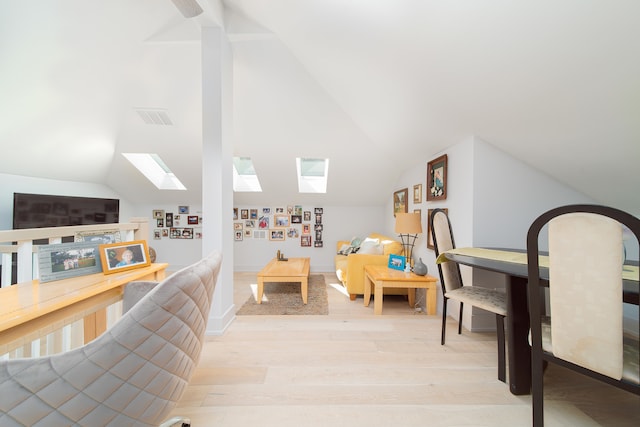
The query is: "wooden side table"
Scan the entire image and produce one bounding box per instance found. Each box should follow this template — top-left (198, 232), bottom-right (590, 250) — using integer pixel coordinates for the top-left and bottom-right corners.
top-left (364, 264), bottom-right (437, 315)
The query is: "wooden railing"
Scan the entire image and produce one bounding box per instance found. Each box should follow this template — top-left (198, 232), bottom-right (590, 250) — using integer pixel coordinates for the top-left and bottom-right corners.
top-left (0, 218), bottom-right (151, 359)
top-left (0, 218), bottom-right (149, 287)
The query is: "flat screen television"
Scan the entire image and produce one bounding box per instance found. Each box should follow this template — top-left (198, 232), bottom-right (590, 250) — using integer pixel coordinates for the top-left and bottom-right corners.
top-left (13, 193), bottom-right (120, 229)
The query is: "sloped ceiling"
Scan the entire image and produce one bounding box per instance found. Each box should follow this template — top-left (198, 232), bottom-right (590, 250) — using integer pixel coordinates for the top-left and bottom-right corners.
top-left (0, 1), bottom-right (638, 212)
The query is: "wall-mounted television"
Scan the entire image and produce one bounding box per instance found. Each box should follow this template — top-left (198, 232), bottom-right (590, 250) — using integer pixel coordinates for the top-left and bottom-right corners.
top-left (13, 193), bottom-right (120, 230)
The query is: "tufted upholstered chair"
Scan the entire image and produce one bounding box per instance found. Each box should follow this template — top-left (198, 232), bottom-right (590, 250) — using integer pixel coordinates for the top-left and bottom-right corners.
top-left (430, 208), bottom-right (507, 382)
top-left (527, 205), bottom-right (639, 427)
top-left (0, 251), bottom-right (223, 427)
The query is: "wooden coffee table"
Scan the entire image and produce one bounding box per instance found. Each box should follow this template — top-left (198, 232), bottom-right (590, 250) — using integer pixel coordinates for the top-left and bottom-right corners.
top-left (257, 257), bottom-right (310, 304)
top-left (364, 264), bottom-right (437, 315)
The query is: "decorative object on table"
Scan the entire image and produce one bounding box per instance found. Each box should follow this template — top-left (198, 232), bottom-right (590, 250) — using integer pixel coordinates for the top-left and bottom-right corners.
top-left (413, 257), bottom-right (428, 276)
top-left (99, 240), bottom-right (151, 274)
top-left (427, 154), bottom-right (447, 201)
top-left (388, 254), bottom-right (406, 271)
top-left (38, 241), bottom-right (103, 283)
top-left (413, 183), bottom-right (422, 203)
top-left (395, 212), bottom-right (422, 269)
top-left (393, 188), bottom-right (409, 216)
top-left (427, 207), bottom-right (448, 250)
top-left (277, 249), bottom-right (288, 261)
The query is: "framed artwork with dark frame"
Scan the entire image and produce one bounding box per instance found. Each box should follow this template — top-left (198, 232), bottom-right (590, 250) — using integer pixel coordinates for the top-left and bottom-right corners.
top-left (427, 154), bottom-right (448, 201)
top-left (427, 208), bottom-right (448, 250)
top-left (99, 240), bottom-right (151, 274)
top-left (393, 188), bottom-right (409, 217)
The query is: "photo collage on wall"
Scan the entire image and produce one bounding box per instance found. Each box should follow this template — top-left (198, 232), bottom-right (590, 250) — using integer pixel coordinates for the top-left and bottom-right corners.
top-left (152, 206), bottom-right (203, 240)
top-left (233, 205), bottom-right (324, 248)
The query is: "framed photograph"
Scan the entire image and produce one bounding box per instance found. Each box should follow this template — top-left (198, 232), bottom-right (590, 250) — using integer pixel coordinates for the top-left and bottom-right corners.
top-left (274, 214), bottom-right (290, 227)
top-left (427, 208), bottom-right (448, 250)
top-left (165, 212), bottom-right (173, 227)
top-left (234, 230), bottom-right (243, 241)
top-left (388, 254), bottom-right (406, 271)
top-left (258, 215), bottom-right (270, 229)
top-left (269, 229), bottom-right (285, 241)
top-left (99, 240), bottom-right (151, 275)
top-left (38, 241), bottom-right (103, 283)
top-left (75, 229), bottom-right (121, 244)
top-left (170, 227), bottom-right (194, 239)
top-left (393, 188), bottom-right (409, 217)
top-left (302, 224), bottom-right (311, 234)
top-left (234, 222), bottom-right (243, 230)
top-left (187, 215), bottom-right (199, 225)
top-left (303, 211), bottom-right (311, 221)
top-left (413, 184), bottom-right (422, 204)
top-left (241, 209), bottom-right (249, 219)
top-left (152, 210), bottom-right (165, 219)
top-left (301, 235), bottom-right (312, 247)
top-left (179, 205), bottom-right (189, 214)
top-left (427, 154), bottom-right (448, 201)
top-left (291, 215), bottom-right (302, 224)
top-left (233, 207), bottom-right (238, 220)
top-left (250, 209), bottom-right (258, 219)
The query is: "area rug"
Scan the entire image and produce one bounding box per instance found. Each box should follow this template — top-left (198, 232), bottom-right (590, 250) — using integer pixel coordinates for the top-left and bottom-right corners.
top-left (236, 274), bottom-right (328, 315)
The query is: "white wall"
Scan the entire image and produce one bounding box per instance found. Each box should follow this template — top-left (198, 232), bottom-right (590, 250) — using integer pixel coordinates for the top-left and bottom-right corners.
top-left (233, 204), bottom-right (386, 272)
top-left (135, 203), bottom-right (203, 271)
top-left (390, 137), bottom-right (598, 332)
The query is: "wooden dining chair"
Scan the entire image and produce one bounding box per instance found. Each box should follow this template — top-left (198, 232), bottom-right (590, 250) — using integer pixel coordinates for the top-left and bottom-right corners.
top-left (527, 204), bottom-right (640, 427)
top-left (430, 208), bottom-right (508, 382)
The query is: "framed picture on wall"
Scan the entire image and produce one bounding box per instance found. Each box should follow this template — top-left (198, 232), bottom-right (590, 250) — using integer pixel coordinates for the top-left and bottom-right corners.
top-left (393, 188), bottom-right (408, 217)
top-left (413, 184), bottom-right (422, 203)
top-left (427, 154), bottom-right (447, 201)
top-left (427, 207), bottom-right (448, 250)
top-left (269, 229), bottom-right (285, 241)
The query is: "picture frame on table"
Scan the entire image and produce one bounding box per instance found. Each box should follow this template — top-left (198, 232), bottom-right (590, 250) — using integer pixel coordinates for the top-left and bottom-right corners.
top-left (99, 240), bottom-right (151, 275)
top-left (427, 154), bottom-right (448, 201)
top-left (427, 208), bottom-right (448, 250)
top-left (393, 188), bottom-right (409, 217)
top-left (388, 254), bottom-right (406, 271)
top-left (38, 241), bottom-right (103, 283)
top-left (74, 229), bottom-right (121, 244)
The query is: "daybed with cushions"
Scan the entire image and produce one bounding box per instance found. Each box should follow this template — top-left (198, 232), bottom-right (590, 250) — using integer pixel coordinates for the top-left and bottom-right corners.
top-left (335, 233), bottom-right (407, 300)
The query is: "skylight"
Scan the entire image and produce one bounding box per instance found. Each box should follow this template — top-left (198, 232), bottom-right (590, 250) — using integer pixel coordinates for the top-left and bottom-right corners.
top-left (297, 158), bottom-right (329, 193)
top-left (122, 153), bottom-right (186, 190)
top-left (233, 157), bottom-right (262, 192)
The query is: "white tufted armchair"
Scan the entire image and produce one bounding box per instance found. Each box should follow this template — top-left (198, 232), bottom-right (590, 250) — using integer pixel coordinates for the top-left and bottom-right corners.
top-left (0, 252), bottom-right (222, 427)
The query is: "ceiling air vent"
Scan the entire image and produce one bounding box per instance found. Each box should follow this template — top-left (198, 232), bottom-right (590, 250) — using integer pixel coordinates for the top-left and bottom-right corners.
top-left (134, 108), bottom-right (173, 126)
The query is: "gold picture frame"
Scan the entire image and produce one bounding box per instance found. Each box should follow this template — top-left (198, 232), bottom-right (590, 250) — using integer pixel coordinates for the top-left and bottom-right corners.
top-left (393, 188), bottom-right (409, 217)
top-left (99, 240), bottom-right (151, 274)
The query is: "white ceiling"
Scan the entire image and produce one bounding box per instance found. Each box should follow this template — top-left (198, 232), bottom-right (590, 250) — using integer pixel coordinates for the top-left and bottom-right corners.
top-left (1, 1), bottom-right (639, 213)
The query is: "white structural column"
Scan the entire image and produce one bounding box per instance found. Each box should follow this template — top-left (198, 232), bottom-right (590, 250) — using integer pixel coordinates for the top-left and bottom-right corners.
top-left (201, 26), bottom-right (235, 334)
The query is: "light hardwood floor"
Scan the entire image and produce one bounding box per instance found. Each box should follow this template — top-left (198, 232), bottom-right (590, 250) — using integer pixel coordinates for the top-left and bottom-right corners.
top-left (171, 272), bottom-right (639, 426)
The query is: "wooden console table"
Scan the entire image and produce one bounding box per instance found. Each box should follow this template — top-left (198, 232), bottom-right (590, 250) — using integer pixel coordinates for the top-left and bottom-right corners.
top-left (0, 263), bottom-right (167, 354)
top-left (364, 264), bottom-right (437, 315)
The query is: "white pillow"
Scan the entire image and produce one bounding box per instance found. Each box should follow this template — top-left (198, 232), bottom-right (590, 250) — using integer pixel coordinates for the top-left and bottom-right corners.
top-left (358, 239), bottom-right (383, 255)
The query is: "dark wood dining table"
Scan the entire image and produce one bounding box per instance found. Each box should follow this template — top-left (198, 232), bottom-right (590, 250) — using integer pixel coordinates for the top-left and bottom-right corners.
top-left (438, 247), bottom-right (639, 396)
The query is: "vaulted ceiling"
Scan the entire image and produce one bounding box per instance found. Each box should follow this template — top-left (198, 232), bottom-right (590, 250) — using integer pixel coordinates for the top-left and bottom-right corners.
top-left (1, 1), bottom-right (638, 212)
